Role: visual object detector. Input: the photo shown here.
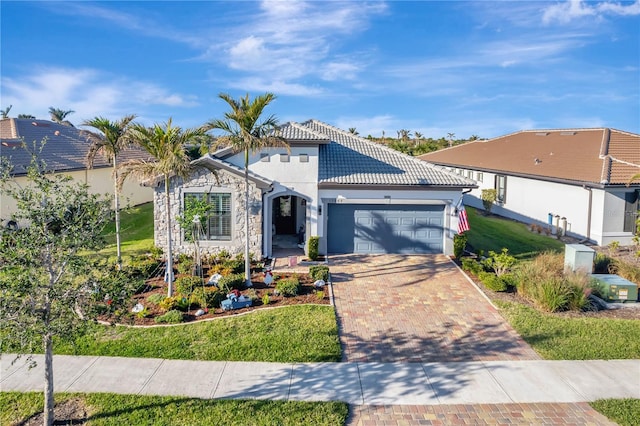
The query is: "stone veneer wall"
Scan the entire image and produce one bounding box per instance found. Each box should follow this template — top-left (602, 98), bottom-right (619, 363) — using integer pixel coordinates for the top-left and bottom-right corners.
top-left (154, 167), bottom-right (264, 259)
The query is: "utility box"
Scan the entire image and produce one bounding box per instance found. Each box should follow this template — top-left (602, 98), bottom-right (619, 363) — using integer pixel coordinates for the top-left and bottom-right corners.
top-left (591, 274), bottom-right (638, 303)
top-left (564, 244), bottom-right (595, 273)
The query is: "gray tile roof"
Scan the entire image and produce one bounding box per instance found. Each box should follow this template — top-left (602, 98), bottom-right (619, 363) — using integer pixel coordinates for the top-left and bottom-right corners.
top-left (275, 121), bottom-right (331, 143)
top-left (192, 155), bottom-right (273, 189)
top-left (0, 118), bottom-right (151, 176)
top-left (297, 120), bottom-right (474, 187)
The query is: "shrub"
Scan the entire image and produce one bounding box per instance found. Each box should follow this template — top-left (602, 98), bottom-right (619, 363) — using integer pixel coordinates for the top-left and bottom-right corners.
top-left (484, 248), bottom-right (517, 277)
top-left (218, 273), bottom-right (245, 292)
top-left (208, 264), bottom-right (233, 276)
top-left (245, 288), bottom-right (259, 302)
top-left (610, 259), bottom-right (640, 285)
top-left (175, 276), bottom-right (202, 296)
top-left (276, 277), bottom-right (300, 297)
top-left (189, 287), bottom-right (225, 308)
top-left (261, 293), bottom-right (270, 306)
top-left (461, 257), bottom-right (483, 275)
top-left (176, 258), bottom-right (194, 275)
top-left (453, 233), bottom-right (467, 259)
top-left (316, 290), bottom-right (325, 300)
top-left (481, 189), bottom-right (497, 214)
top-left (309, 265), bottom-right (329, 281)
top-left (478, 271), bottom-right (508, 292)
top-left (223, 259), bottom-right (244, 274)
top-left (146, 293), bottom-right (165, 305)
top-left (308, 236), bottom-right (320, 261)
top-left (155, 310), bottom-right (183, 324)
top-left (593, 252), bottom-right (614, 274)
top-left (126, 256), bottom-right (161, 279)
top-left (136, 307), bottom-right (151, 319)
top-left (158, 296), bottom-right (190, 312)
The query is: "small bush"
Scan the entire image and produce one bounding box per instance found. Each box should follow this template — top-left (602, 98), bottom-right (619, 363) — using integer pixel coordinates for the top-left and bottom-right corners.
top-left (276, 277), bottom-right (300, 297)
top-left (126, 256), bottom-right (161, 279)
top-left (176, 259), bottom-right (194, 275)
top-left (309, 265), bottom-right (329, 281)
top-left (308, 236), bottom-right (320, 261)
top-left (262, 293), bottom-right (270, 306)
top-left (136, 307), bottom-right (150, 319)
top-left (453, 233), bottom-right (467, 259)
top-left (158, 296), bottom-right (190, 312)
top-left (461, 258), bottom-right (483, 275)
top-left (484, 248), bottom-right (517, 277)
top-left (593, 252), bottom-right (614, 274)
top-left (190, 287), bottom-right (225, 309)
top-left (245, 288), bottom-right (259, 302)
top-left (155, 309), bottom-right (183, 324)
top-left (223, 260), bottom-right (244, 274)
top-left (218, 273), bottom-right (245, 292)
top-left (208, 264), bottom-right (233, 276)
top-left (175, 276), bottom-right (202, 296)
top-left (478, 271), bottom-right (508, 292)
top-left (147, 293), bottom-right (165, 305)
top-left (611, 259), bottom-right (640, 285)
top-left (481, 188), bottom-right (497, 213)
top-left (316, 290), bottom-right (325, 300)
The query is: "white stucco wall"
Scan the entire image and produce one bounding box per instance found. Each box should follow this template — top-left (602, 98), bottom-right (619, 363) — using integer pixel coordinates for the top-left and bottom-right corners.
top-left (318, 188), bottom-right (462, 255)
top-left (456, 167), bottom-right (636, 245)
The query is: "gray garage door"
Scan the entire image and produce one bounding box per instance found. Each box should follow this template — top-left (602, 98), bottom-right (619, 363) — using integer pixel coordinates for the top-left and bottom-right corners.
top-left (327, 204), bottom-right (444, 254)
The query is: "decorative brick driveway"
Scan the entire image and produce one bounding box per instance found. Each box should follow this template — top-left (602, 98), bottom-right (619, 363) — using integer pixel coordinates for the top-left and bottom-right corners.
top-left (330, 254), bottom-right (540, 363)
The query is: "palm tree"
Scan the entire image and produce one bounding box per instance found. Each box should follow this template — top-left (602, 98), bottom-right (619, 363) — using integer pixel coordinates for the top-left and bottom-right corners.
top-left (348, 127), bottom-right (359, 135)
top-left (397, 129), bottom-right (412, 141)
top-left (1, 105), bottom-right (12, 118)
top-left (18, 114), bottom-right (36, 119)
top-left (48, 107), bottom-right (75, 126)
top-left (447, 132), bottom-right (456, 147)
top-left (206, 93), bottom-right (288, 287)
top-left (82, 115), bottom-right (137, 269)
top-left (119, 119), bottom-right (205, 297)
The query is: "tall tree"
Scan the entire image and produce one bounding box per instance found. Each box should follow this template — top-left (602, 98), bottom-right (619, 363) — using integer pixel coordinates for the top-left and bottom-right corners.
top-left (0, 141), bottom-right (127, 426)
top-left (82, 115), bottom-right (137, 269)
top-left (48, 107), bottom-right (75, 126)
top-left (447, 132), bottom-right (456, 147)
top-left (348, 127), bottom-right (359, 135)
top-left (206, 93), bottom-right (288, 287)
top-left (119, 119), bottom-right (205, 297)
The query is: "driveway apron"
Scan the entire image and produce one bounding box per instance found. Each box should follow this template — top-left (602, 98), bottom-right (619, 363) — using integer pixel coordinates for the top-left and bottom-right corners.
top-left (330, 254), bottom-right (540, 363)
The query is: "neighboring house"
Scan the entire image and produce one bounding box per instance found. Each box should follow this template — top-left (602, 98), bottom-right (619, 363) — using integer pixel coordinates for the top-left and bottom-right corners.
top-left (0, 118), bottom-right (153, 223)
top-left (420, 128), bottom-right (640, 246)
top-left (153, 120), bottom-right (476, 258)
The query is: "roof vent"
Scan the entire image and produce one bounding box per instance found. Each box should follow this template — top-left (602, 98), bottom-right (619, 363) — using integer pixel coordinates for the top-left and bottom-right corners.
top-left (31, 121), bottom-right (50, 127)
top-left (535, 132), bottom-right (549, 136)
top-left (534, 158), bottom-right (541, 165)
top-left (560, 131), bottom-right (576, 136)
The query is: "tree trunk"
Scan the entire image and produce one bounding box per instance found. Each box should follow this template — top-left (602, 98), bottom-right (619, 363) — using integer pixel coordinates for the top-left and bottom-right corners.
top-left (113, 155), bottom-right (122, 270)
top-left (165, 175), bottom-right (174, 297)
top-left (43, 305), bottom-right (54, 426)
top-left (244, 150), bottom-right (251, 288)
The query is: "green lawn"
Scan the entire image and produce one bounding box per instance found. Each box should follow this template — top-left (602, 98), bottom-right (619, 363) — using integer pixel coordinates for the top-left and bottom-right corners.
top-left (54, 305), bottom-right (340, 362)
top-left (0, 392), bottom-right (348, 426)
top-left (496, 301), bottom-right (640, 359)
top-left (99, 202), bottom-right (155, 259)
top-left (466, 207), bottom-right (564, 258)
top-left (591, 399), bottom-right (640, 426)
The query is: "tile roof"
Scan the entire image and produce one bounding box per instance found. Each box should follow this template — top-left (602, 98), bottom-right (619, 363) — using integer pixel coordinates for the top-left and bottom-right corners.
top-left (0, 118), bottom-right (152, 176)
top-left (297, 120), bottom-right (474, 187)
top-left (191, 154), bottom-right (273, 189)
top-left (275, 121), bottom-right (331, 143)
top-left (420, 128), bottom-right (640, 186)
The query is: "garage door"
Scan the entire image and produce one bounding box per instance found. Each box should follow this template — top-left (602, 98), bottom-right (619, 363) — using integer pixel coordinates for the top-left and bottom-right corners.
top-left (327, 204), bottom-right (444, 254)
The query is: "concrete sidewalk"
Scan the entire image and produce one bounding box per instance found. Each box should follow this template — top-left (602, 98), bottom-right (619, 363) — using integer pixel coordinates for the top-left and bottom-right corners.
top-left (2, 355), bottom-right (638, 405)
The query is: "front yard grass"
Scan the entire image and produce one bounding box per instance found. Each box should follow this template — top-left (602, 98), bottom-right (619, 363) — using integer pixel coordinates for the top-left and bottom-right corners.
top-left (466, 207), bottom-right (564, 258)
top-left (99, 202), bottom-right (154, 259)
top-left (591, 399), bottom-right (640, 426)
top-left (55, 305), bottom-right (340, 362)
top-left (496, 301), bottom-right (640, 359)
top-left (0, 392), bottom-right (348, 426)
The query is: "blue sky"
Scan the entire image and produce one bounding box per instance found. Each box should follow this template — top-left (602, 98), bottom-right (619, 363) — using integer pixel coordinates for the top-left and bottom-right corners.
top-left (1, 0), bottom-right (639, 139)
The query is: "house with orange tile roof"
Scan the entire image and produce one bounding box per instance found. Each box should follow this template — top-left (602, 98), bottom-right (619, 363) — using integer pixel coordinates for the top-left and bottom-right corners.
top-left (1, 118), bottom-right (154, 225)
top-left (420, 128), bottom-right (640, 246)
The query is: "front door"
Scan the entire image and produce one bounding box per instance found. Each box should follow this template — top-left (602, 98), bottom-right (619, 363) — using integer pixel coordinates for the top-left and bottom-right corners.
top-left (273, 196), bottom-right (296, 235)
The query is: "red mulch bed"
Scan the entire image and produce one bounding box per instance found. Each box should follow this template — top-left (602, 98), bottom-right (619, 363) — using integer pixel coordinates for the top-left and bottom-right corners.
top-left (102, 270), bottom-right (330, 326)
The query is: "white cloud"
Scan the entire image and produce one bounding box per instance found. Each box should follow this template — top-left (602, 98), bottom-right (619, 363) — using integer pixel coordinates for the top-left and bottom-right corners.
top-left (542, 0), bottom-right (640, 24)
top-left (1, 67), bottom-right (198, 122)
top-left (227, 77), bottom-right (323, 97)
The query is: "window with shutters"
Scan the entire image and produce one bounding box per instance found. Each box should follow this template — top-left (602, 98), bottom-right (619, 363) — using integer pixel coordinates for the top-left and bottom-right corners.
top-left (184, 192), bottom-right (232, 241)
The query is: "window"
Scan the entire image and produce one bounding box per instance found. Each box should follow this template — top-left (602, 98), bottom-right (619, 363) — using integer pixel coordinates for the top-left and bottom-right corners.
top-left (495, 175), bottom-right (507, 203)
top-left (476, 172), bottom-right (483, 183)
top-left (280, 153), bottom-right (289, 162)
top-left (260, 153), bottom-right (270, 162)
top-left (624, 190), bottom-right (639, 233)
top-left (184, 192), bottom-right (232, 241)
top-left (299, 153), bottom-right (309, 163)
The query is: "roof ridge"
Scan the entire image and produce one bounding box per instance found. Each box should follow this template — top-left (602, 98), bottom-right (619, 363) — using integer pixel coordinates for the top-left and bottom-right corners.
top-left (285, 121), bottom-right (331, 140)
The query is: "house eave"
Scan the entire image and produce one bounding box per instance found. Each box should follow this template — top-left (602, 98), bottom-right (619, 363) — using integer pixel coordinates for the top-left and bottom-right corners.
top-left (318, 182), bottom-right (477, 191)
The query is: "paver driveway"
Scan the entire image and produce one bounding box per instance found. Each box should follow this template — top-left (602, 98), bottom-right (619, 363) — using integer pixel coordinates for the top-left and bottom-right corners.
top-left (330, 254), bottom-right (540, 363)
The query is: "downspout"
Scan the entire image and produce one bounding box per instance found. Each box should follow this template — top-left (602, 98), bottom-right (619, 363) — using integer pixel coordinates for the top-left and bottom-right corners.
top-left (580, 185), bottom-right (592, 243)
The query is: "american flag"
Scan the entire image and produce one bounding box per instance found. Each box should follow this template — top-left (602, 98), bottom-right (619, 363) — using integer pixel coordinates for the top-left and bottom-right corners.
top-left (457, 203), bottom-right (470, 234)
